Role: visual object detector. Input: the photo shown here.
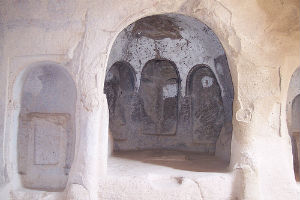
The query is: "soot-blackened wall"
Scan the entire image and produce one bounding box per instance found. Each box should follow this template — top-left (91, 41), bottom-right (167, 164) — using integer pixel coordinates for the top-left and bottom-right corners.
top-left (104, 61), bottom-right (136, 140)
top-left (187, 65), bottom-right (224, 145)
top-left (292, 94), bottom-right (300, 177)
top-left (139, 59), bottom-right (179, 136)
top-left (287, 67), bottom-right (300, 179)
top-left (105, 14), bottom-right (233, 161)
top-left (292, 95), bottom-right (300, 133)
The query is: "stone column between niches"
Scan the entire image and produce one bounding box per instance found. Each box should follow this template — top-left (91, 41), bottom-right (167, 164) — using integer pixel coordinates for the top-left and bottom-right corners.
top-left (67, 93), bottom-right (108, 200)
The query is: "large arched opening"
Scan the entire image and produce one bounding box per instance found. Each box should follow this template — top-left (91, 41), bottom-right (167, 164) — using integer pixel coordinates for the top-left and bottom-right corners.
top-left (104, 13), bottom-right (234, 174)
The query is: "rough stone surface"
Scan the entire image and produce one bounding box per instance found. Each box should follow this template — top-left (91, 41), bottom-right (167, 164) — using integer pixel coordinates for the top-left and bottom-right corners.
top-left (187, 65), bottom-right (224, 145)
top-left (66, 184), bottom-right (90, 200)
top-left (17, 64), bottom-right (76, 191)
top-left (292, 95), bottom-right (300, 132)
top-left (105, 15), bottom-right (233, 157)
top-left (10, 191), bottom-right (62, 200)
top-left (287, 67), bottom-right (300, 181)
top-left (139, 59), bottom-right (179, 136)
top-left (0, 0), bottom-right (299, 200)
top-left (104, 61), bottom-right (136, 140)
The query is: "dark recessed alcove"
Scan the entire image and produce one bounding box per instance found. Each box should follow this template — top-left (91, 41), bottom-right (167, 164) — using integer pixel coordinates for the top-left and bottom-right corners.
top-left (105, 14), bottom-right (234, 172)
top-left (287, 67), bottom-right (300, 182)
top-left (292, 94), bottom-right (300, 181)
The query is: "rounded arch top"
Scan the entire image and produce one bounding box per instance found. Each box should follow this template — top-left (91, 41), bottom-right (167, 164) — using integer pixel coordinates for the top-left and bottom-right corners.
top-left (186, 64), bottom-right (217, 96)
top-left (13, 61), bottom-right (76, 102)
top-left (106, 13), bottom-right (231, 96)
top-left (288, 67), bottom-right (300, 102)
top-left (141, 59), bottom-right (180, 82)
top-left (18, 61), bottom-right (77, 114)
top-left (105, 61), bottom-right (137, 91)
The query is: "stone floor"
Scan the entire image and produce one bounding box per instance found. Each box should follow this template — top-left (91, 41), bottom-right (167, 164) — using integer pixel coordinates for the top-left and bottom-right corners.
top-left (99, 150), bottom-right (235, 200)
top-left (110, 150), bottom-right (229, 173)
top-left (7, 151), bottom-right (300, 200)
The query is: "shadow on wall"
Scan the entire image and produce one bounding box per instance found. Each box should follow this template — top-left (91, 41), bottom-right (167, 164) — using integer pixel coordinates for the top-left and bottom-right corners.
top-left (291, 94), bottom-right (300, 181)
top-left (287, 67), bottom-right (300, 181)
top-left (17, 63), bottom-right (76, 191)
top-left (104, 14), bottom-right (234, 164)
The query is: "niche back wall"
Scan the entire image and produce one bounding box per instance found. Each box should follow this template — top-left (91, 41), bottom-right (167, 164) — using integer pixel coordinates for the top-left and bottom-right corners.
top-left (105, 14), bottom-right (234, 160)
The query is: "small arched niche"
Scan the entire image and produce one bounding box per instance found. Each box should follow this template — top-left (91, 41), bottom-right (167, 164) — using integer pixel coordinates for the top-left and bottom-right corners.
top-left (104, 61), bottom-right (136, 140)
top-left (17, 62), bottom-right (76, 191)
top-left (292, 95), bottom-right (300, 133)
top-left (287, 67), bottom-right (300, 181)
top-left (292, 95), bottom-right (300, 180)
top-left (139, 59), bottom-right (179, 136)
top-left (105, 13), bottom-right (233, 173)
top-left (187, 65), bottom-right (224, 153)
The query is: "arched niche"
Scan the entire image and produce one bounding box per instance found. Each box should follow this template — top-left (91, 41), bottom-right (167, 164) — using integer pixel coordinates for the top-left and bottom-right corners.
top-left (292, 95), bottom-right (300, 133)
top-left (186, 65), bottom-right (224, 153)
top-left (292, 95), bottom-right (300, 179)
top-left (106, 13), bottom-right (233, 170)
top-left (287, 67), bottom-right (300, 181)
top-left (104, 61), bottom-right (136, 140)
top-left (17, 62), bottom-right (76, 191)
top-left (139, 59), bottom-right (179, 136)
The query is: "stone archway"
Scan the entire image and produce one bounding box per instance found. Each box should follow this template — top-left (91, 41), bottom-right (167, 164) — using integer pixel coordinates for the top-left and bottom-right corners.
top-left (105, 13), bottom-right (234, 167)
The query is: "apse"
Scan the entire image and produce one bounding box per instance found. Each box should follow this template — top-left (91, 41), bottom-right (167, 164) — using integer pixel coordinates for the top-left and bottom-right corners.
top-left (105, 14), bottom-right (234, 166)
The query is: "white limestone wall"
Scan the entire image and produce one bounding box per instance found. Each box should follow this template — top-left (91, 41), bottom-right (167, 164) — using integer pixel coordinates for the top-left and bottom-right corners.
top-left (0, 0), bottom-right (298, 200)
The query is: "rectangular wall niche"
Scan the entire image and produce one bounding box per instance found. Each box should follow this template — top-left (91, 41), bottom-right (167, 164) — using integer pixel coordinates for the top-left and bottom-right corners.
top-left (33, 114), bottom-right (67, 165)
top-left (19, 113), bottom-right (69, 190)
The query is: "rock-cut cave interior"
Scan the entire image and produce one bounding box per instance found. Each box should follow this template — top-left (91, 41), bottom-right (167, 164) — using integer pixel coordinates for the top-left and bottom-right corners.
top-left (104, 14), bottom-right (234, 174)
top-left (0, 1), bottom-right (299, 199)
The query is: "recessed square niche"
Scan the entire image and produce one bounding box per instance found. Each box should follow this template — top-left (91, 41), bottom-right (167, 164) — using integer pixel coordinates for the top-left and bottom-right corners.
top-left (32, 114), bottom-right (67, 165)
top-left (105, 14), bottom-right (234, 176)
top-left (17, 63), bottom-right (76, 191)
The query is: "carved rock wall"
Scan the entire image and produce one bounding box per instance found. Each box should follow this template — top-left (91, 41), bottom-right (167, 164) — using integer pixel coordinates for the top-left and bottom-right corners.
top-left (18, 64), bottom-right (76, 191)
top-left (0, 0), bottom-right (299, 200)
top-left (105, 15), bottom-right (233, 157)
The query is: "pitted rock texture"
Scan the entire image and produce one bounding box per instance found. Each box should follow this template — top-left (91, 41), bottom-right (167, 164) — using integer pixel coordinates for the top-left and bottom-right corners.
top-left (104, 61), bottom-right (136, 140)
top-left (132, 15), bottom-right (183, 40)
top-left (292, 95), bottom-right (300, 132)
top-left (187, 65), bottom-right (224, 144)
top-left (0, 0), bottom-right (299, 200)
top-left (105, 14), bottom-right (233, 157)
top-left (139, 59), bottom-right (179, 135)
top-left (292, 94), bottom-right (300, 177)
top-left (287, 67), bottom-right (300, 181)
